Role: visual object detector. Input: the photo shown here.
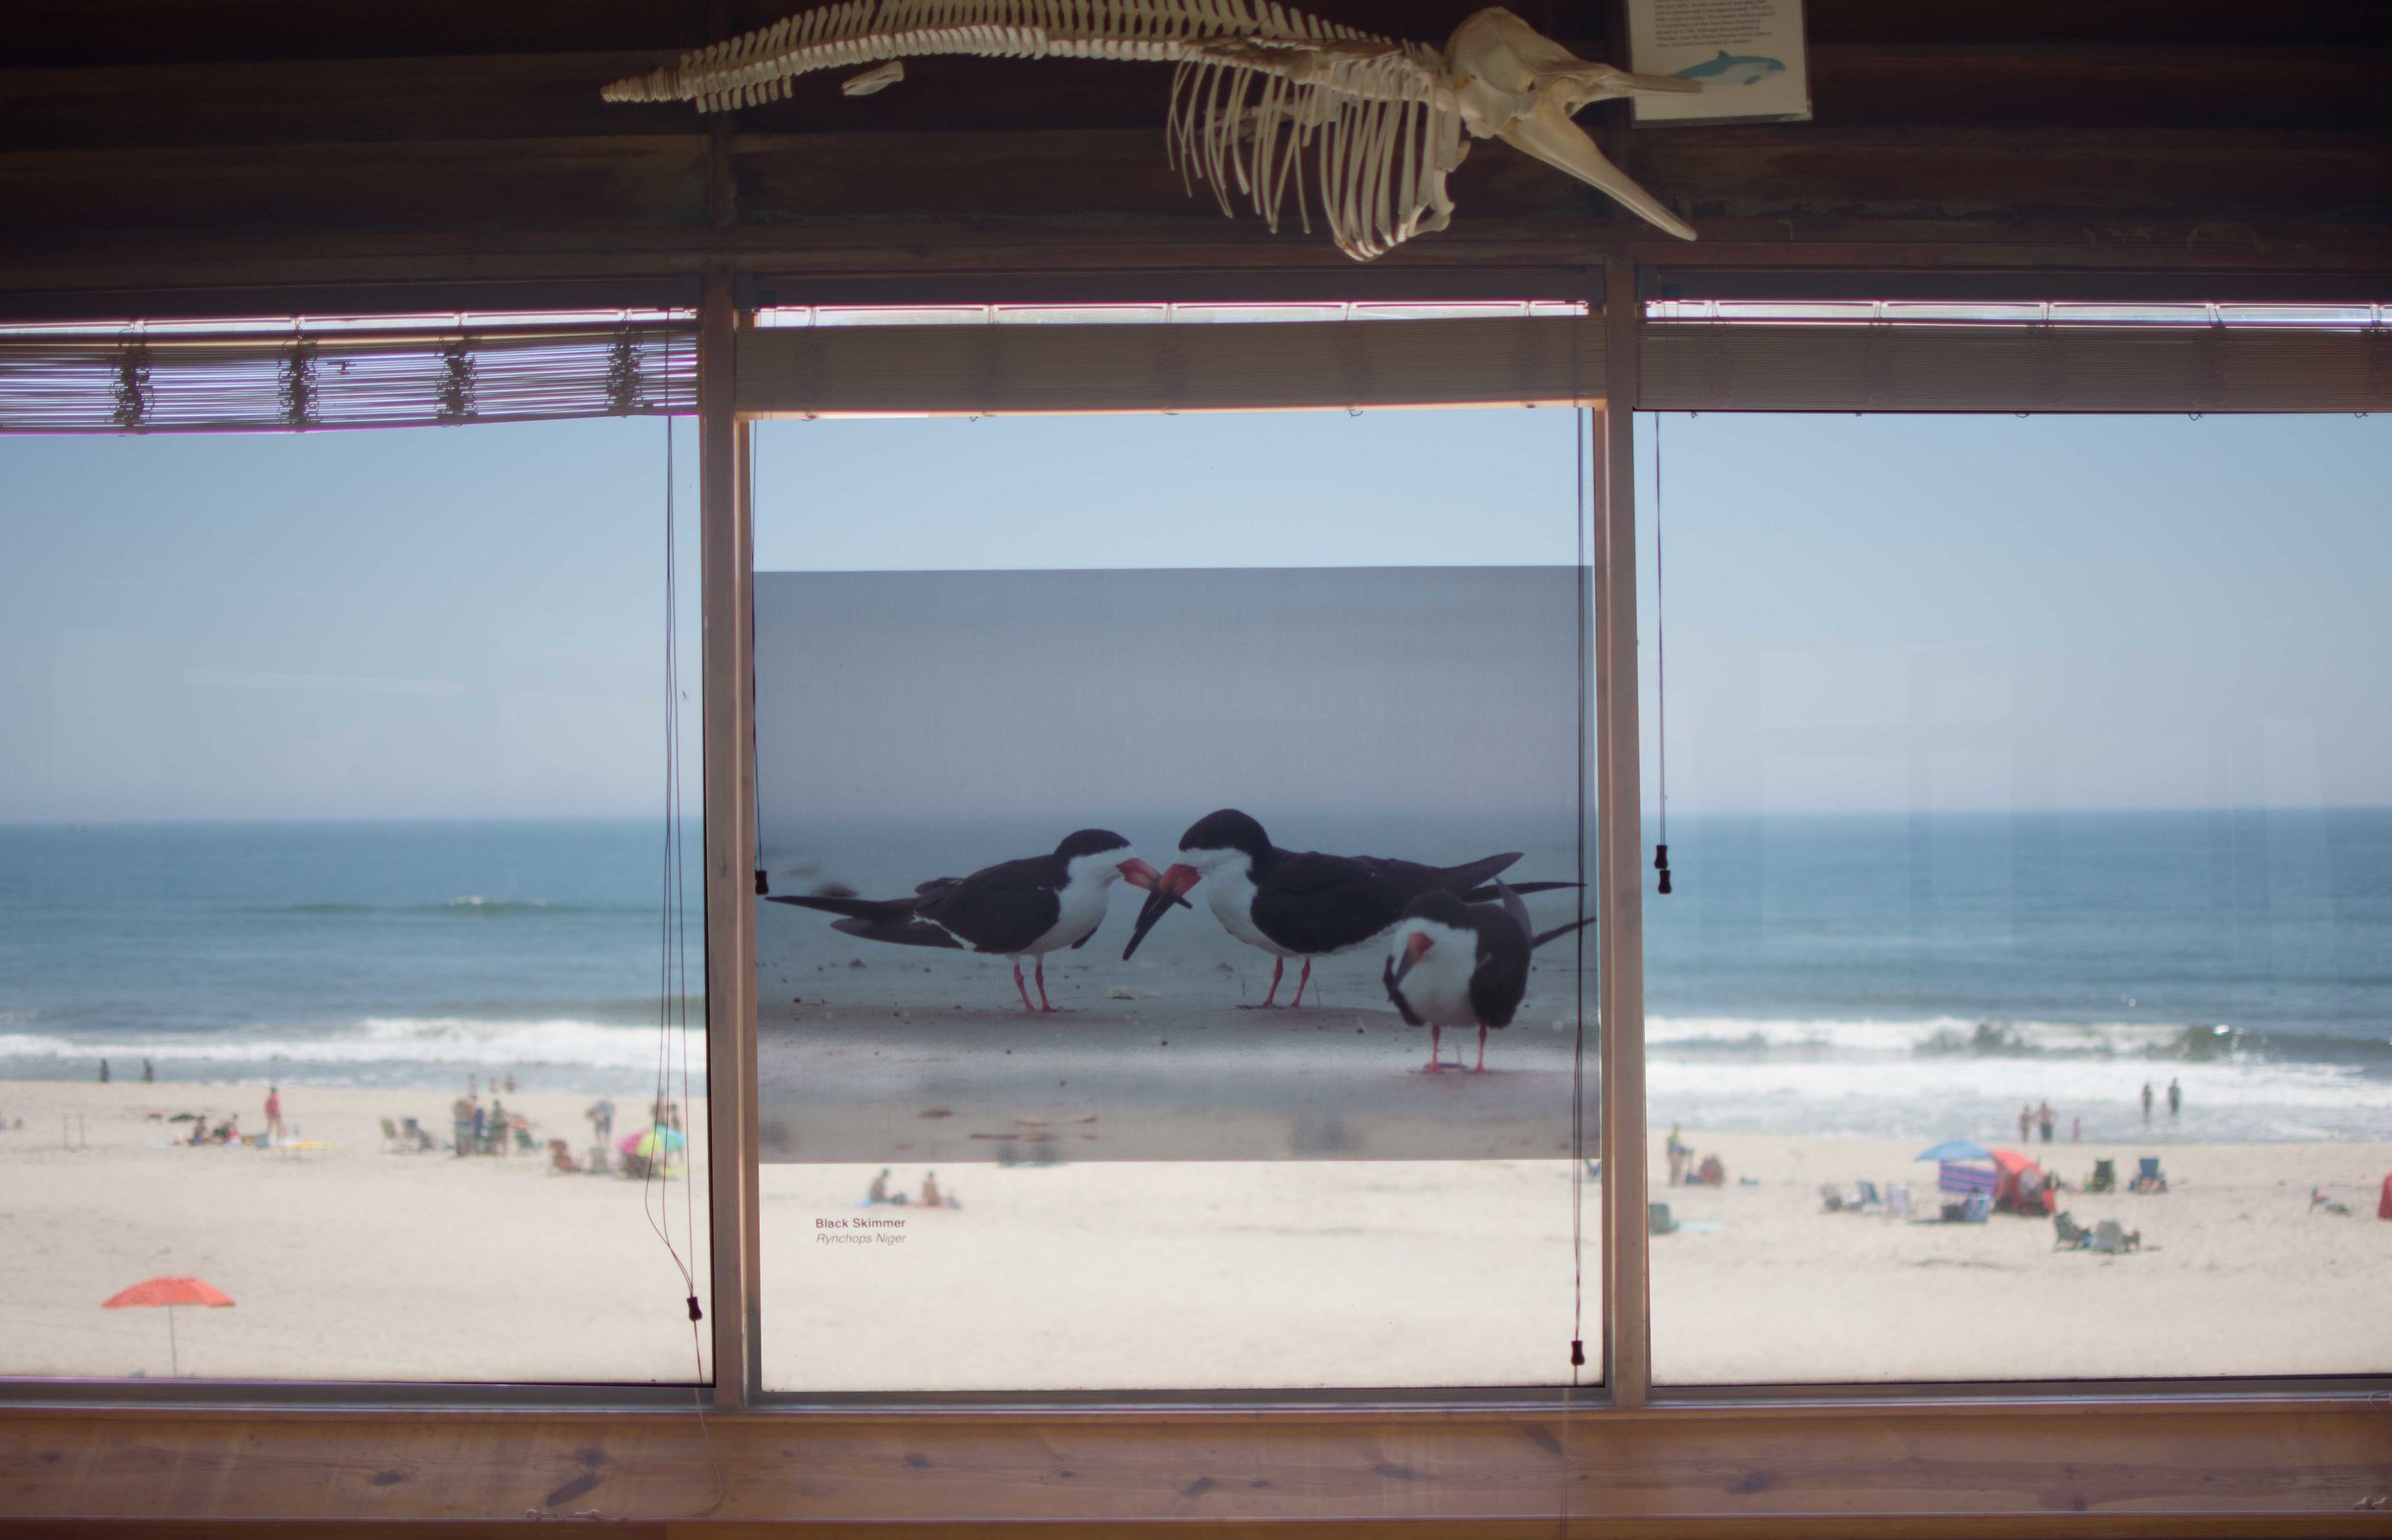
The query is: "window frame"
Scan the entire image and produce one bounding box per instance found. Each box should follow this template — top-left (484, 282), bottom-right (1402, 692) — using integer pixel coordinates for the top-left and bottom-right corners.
top-left (4, 266), bottom-right (2388, 1533)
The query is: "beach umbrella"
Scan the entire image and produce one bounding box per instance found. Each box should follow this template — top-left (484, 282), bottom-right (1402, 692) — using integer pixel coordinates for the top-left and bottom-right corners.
top-left (1913, 1139), bottom-right (1995, 1163)
top-left (102, 1276), bottom-right (233, 1377)
top-left (617, 1127), bottom-right (687, 1158)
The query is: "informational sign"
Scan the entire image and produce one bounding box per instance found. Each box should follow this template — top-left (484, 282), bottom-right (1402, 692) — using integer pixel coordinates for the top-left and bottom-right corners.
top-left (1628, 0), bottom-right (1811, 124)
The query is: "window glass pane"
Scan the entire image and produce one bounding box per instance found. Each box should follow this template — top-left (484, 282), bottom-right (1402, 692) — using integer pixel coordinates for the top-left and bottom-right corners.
top-left (1638, 411), bottom-right (2391, 1384)
top-left (0, 422), bottom-right (709, 1383)
top-left (753, 407), bottom-right (1599, 1393)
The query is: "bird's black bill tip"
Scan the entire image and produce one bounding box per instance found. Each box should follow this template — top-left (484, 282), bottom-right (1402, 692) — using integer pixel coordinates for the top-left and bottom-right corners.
top-left (1121, 886), bottom-right (1174, 960)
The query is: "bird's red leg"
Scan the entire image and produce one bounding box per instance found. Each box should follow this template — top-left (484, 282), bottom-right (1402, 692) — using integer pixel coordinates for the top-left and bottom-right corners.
top-left (1035, 956), bottom-right (1063, 1013)
top-left (1288, 957), bottom-right (1314, 1008)
top-left (1011, 958), bottom-right (1035, 1012)
top-left (1423, 1023), bottom-right (1442, 1072)
top-left (1238, 957), bottom-right (1285, 1010)
top-left (1474, 1024), bottom-right (1488, 1073)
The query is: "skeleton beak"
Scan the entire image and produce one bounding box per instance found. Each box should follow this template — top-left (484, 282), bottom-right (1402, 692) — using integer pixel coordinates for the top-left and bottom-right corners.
top-left (1495, 97), bottom-right (1695, 241)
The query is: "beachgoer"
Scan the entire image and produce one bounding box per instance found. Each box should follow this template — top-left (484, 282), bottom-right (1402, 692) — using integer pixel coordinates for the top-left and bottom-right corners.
top-left (99, 1059), bottom-right (110, 1084)
top-left (2071, 1115), bottom-right (2081, 1143)
top-left (1666, 1123), bottom-right (1688, 1186)
top-left (2140, 1082), bottom-right (2155, 1121)
top-left (920, 1171), bottom-right (942, 1209)
top-left (469, 1074), bottom-right (478, 1097)
top-left (2167, 1077), bottom-right (2182, 1116)
top-left (868, 1168), bottom-right (890, 1203)
top-left (142, 1059), bottom-right (154, 1084)
top-left (1695, 1154), bottom-right (1725, 1187)
top-left (2018, 1105), bottom-right (2032, 1142)
top-left (503, 1074), bottom-right (518, 1094)
top-left (489, 1099), bottom-right (509, 1155)
top-left (2037, 1101), bottom-right (2054, 1144)
top-left (587, 1097), bottom-right (615, 1143)
top-left (264, 1086), bottom-right (284, 1142)
top-left (472, 1100), bottom-right (488, 1153)
top-left (452, 1095), bottom-right (475, 1156)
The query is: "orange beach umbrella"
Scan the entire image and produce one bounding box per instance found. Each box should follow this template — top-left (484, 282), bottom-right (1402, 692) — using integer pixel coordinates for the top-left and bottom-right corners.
top-left (103, 1276), bottom-right (233, 1376)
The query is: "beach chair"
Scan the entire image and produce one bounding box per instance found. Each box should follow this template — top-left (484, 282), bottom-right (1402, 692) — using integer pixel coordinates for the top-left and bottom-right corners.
top-left (2052, 1211), bottom-right (2093, 1249)
top-left (1649, 1201), bottom-right (1680, 1236)
top-left (2130, 1157), bottom-right (2168, 1194)
top-left (1886, 1184), bottom-right (1912, 1219)
top-left (378, 1117), bottom-right (406, 1153)
top-left (2089, 1219), bottom-right (2141, 1254)
top-left (1933, 1191), bottom-right (1990, 1224)
top-left (514, 1125), bottom-right (539, 1155)
top-left (1852, 1179), bottom-right (1882, 1210)
top-left (401, 1116), bottom-right (437, 1151)
top-left (1819, 1182), bottom-right (1847, 1213)
top-left (2087, 1158), bottom-right (2116, 1193)
top-left (546, 1138), bottom-right (579, 1175)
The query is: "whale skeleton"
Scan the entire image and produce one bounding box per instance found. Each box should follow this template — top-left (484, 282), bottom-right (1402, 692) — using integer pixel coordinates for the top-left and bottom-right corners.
top-left (603, 3), bottom-right (1701, 260)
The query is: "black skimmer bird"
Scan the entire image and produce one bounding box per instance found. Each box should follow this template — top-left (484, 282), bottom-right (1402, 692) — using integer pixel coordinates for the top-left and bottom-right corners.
top-left (1384, 883), bottom-right (1594, 1072)
top-left (768, 829), bottom-right (1163, 1012)
top-left (1122, 808), bottom-right (1575, 1008)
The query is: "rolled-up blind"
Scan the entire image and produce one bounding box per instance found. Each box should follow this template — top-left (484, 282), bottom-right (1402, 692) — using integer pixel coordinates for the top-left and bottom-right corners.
top-left (1641, 322), bottom-right (2392, 413)
top-left (737, 316), bottom-right (1608, 416)
top-left (0, 319), bottom-right (696, 433)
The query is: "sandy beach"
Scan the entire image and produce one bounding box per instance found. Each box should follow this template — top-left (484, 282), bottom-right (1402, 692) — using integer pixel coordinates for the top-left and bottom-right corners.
top-left (0, 1079), bottom-right (712, 1385)
top-left (4, 1076), bottom-right (2383, 1391)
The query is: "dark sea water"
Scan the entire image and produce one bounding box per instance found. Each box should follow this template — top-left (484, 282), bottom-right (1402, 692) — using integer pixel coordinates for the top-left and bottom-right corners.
top-left (6, 811), bottom-right (2388, 1138)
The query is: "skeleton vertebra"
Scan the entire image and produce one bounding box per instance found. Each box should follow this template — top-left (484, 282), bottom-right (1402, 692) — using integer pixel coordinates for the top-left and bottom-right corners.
top-left (603, 3), bottom-right (1699, 260)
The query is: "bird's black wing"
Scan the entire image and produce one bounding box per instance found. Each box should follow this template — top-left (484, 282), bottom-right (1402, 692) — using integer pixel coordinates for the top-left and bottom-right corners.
top-left (915, 855), bottom-right (1062, 955)
top-left (1467, 911), bottom-right (1533, 1029)
top-left (1251, 852), bottom-right (1409, 955)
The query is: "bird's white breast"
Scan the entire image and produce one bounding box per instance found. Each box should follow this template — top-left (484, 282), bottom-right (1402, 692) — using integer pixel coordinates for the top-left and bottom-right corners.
top-left (1027, 867), bottom-right (1114, 956)
top-left (1204, 860), bottom-right (1297, 957)
top-left (1389, 920), bottom-right (1479, 1025)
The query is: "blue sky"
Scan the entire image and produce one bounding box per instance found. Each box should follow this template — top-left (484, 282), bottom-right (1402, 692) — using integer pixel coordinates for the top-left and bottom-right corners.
top-left (0, 407), bottom-right (2382, 821)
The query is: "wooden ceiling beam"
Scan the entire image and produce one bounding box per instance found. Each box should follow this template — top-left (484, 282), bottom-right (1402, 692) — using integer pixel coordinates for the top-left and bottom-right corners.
top-left (3, 124), bottom-right (2382, 241)
top-left (4, 215), bottom-right (2387, 326)
top-left (12, 44), bottom-right (2387, 154)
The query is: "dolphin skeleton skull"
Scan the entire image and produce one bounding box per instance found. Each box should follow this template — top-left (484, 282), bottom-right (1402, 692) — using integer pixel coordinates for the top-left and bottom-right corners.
top-left (603, 3), bottom-right (1699, 260)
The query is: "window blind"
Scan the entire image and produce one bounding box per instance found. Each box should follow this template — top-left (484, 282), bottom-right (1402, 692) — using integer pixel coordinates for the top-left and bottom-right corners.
top-left (1640, 321), bottom-right (2392, 413)
top-left (0, 318), bottom-right (696, 433)
top-left (736, 315), bottom-right (1608, 416)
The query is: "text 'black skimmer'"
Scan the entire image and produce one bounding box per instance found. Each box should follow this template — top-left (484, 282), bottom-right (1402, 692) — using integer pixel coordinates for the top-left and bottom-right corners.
top-left (769, 829), bottom-right (1163, 1012)
top-left (1384, 882), bottom-right (1595, 1072)
top-left (1122, 808), bottom-right (1575, 1008)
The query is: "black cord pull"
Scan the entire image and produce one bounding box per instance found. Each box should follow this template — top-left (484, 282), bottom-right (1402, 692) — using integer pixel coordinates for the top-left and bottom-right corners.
top-left (1569, 1339), bottom-right (1585, 1368)
top-left (1653, 843), bottom-right (1672, 895)
top-left (687, 1294), bottom-right (704, 1323)
top-left (754, 869), bottom-right (769, 896)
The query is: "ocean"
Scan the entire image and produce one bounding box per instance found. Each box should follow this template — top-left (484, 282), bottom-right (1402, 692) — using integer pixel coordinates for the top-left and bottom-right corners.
top-left (5, 811), bottom-right (2389, 1141)
top-left (0, 820), bottom-right (699, 1094)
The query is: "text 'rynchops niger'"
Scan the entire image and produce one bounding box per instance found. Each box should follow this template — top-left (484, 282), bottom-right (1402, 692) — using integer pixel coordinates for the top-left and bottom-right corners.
top-left (1384, 882), bottom-right (1595, 1072)
top-left (1121, 808), bottom-right (1577, 1008)
top-left (766, 828), bottom-right (1168, 1012)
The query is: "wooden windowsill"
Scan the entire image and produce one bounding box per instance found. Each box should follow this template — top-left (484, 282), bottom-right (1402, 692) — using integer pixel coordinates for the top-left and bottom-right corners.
top-left (6, 1395), bottom-right (2388, 1533)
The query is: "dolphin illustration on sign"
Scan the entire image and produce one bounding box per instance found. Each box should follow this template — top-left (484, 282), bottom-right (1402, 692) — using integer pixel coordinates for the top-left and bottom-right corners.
top-left (1673, 50), bottom-right (1787, 87)
top-left (602, 3), bottom-right (1705, 259)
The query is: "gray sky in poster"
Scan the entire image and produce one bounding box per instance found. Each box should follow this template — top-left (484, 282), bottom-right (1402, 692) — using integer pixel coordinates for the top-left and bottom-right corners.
top-left (754, 566), bottom-right (1581, 823)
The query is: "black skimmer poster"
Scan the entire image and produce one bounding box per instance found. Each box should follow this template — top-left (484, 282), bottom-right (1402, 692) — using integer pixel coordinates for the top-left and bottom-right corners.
top-left (752, 565), bottom-right (1591, 1164)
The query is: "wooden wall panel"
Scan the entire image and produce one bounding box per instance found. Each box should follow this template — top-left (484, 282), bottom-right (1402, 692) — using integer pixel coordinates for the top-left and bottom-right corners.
top-left (2, 0), bottom-right (2389, 310)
